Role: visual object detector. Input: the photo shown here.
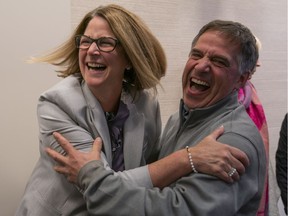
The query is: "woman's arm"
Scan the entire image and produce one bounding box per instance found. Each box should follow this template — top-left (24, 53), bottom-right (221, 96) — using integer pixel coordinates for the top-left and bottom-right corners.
top-left (149, 127), bottom-right (248, 187)
top-left (37, 96), bottom-right (95, 153)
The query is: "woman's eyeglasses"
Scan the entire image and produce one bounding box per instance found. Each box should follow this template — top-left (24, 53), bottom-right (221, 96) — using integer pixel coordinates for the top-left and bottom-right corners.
top-left (75, 35), bottom-right (118, 52)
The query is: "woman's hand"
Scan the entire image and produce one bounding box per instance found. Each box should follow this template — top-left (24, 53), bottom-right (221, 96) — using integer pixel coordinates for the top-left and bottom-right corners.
top-left (46, 132), bottom-right (102, 184)
top-left (190, 126), bottom-right (250, 183)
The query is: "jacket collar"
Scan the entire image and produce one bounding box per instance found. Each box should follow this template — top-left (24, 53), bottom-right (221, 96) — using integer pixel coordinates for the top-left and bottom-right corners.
top-left (179, 91), bottom-right (239, 127)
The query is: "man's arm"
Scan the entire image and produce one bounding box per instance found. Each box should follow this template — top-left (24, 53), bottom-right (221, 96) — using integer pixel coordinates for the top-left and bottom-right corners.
top-left (47, 126), bottom-right (249, 187)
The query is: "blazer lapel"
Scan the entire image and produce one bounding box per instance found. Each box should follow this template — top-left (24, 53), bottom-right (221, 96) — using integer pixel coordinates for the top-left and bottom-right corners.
top-left (82, 82), bottom-right (112, 165)
top-left (123, 106), bottom-right (145, 169)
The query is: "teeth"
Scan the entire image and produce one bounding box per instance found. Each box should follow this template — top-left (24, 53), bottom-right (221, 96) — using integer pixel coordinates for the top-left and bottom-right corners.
top-left (87, 63), bottom-right (105, 68)
top-left (191, 78), bottom-right (209, 87)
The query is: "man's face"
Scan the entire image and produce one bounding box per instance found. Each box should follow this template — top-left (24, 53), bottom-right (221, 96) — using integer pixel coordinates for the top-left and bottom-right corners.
top-left (182, 30), bottom-right (248, 109)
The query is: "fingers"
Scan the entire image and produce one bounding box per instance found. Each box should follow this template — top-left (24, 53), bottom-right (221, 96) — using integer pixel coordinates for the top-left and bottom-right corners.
top-left (211, 167), bottom-right (234, 183)
top-left (225, 147), bottom-right (247, 182)
top-left (229, 146), bottom-right (250, 168)
top-left (227, 166), bottom-right (240, 182)
top-left (233, 149), bottom-right (250, 168)
top-left (45, 147), bottom-right (68, 165)
top-left (230, 155), bottom-right (246, 175)
top-left (207, 148), bottom-right (244, 183)
top-left (225, 147), bottom-right (248, 181)
top-left (45, 147), bottom-right (75, 182)
top-left (216, 165), bottom-right (240, 183)
top-left (206, 125), bottom-right (225, 141)
top-left (231, 170), bottom-right (240, 182)
top-left (53, 165), bottom-right (77, 183)
top-left (92, 137), bottom-right (103, 152)
top-left (53, 132), bottom-right (76, 155)
top-left (221, 144), bottom-right (249, 177)
top-left (211, 125), bottom-right (225, 139)
top-left (212, 125), bottom-right (249, 175)
top-left (194, 126), bottom-right (249, 184)
top-left (53, 165), bottom-right (67, 175)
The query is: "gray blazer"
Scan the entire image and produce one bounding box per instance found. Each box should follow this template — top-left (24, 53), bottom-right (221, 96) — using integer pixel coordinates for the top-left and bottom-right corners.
top-left (15, 74), bottom-right (162, 216)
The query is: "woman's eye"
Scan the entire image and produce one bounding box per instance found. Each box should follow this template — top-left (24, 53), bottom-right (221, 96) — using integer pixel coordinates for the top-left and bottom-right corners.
top-left (99, 41), bottom-right (112, 47)
top-left (98, 39), bottom-right (115, 47)
top-left (80, 39), bottom-right (91, 45)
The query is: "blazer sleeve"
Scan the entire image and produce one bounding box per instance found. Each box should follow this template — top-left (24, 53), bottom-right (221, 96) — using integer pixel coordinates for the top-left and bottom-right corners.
top-left (37, 93), bottom-right (95, 154)
top-left (77, 132), bottom-right (264, 216)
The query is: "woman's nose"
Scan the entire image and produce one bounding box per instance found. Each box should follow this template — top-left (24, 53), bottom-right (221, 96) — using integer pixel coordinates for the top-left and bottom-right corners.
top-left (87, 42), bottom-right (101, 55)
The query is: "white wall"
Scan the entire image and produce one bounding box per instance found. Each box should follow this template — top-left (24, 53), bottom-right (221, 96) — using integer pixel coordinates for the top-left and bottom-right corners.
top-left (1, 0), bottom-right (286, 215)
top-left (0, 1), bottom-right (71, 215)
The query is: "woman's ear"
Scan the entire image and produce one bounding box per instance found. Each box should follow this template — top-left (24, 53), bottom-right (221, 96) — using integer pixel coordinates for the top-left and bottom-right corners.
top-left (125, 62), bottom-right (132, 71)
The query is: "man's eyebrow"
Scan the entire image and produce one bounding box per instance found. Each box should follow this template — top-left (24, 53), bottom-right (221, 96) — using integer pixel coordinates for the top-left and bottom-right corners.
top-left (191, 48), bottom-right (202, 53)
top-left (189, 48), bottom-right (202, 56)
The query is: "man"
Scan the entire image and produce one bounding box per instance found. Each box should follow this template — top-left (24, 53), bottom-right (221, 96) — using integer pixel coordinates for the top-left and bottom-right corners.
top-left (48, 20), bottom-right (266, 215)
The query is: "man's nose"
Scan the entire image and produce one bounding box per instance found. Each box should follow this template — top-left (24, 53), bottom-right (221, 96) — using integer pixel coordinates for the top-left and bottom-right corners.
top-left (194, 58), bottom-right (211, 72)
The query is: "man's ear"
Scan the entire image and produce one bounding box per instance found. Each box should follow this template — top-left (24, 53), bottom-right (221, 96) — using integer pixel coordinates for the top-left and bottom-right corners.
top-left (236, 72), bottom-right (250, 89)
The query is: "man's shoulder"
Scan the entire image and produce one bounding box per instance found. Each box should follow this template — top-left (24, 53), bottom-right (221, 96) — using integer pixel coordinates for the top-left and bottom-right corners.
top-left (224, 106), bottom-right (262, 139)
top-left (221, 106), bottom-right (265, 157)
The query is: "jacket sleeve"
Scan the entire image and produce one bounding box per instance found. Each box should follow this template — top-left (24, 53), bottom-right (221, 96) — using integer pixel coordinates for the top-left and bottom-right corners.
top-left (37, 94), bottom-right (95, 153)
top-left (276, 113), bottom-right (287, 213)
top-left (78, 132), bottom-right (265, 216)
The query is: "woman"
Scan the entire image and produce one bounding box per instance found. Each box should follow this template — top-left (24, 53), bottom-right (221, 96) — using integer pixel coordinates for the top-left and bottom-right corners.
top-left (16, 4), bottom-right (166, 215)
top-left (16, 5), bottom-right (247, 216)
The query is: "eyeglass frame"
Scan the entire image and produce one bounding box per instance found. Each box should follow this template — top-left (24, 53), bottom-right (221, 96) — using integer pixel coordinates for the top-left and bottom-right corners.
top-left (75, 34), bottom-right (119, 53)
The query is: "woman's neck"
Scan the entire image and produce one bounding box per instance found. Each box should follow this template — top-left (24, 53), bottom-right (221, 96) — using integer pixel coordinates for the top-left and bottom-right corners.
top-left (91, 87), bottom-right (122, 113)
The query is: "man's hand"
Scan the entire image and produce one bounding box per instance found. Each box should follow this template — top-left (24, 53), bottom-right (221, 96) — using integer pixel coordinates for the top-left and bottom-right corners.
top-left (45, 132), bottom-right (103, 184)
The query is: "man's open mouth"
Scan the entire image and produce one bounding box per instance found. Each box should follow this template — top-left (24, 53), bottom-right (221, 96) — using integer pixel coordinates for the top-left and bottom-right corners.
top-left (190, 78), bottom-right (210, 91)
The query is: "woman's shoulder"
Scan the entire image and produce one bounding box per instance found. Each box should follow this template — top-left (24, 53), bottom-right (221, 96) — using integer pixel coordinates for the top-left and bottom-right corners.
top-left (42, 74), bottom-right (81, 95)
top-left (39, 74), bottom-right (85, 105)
top-left (44, 74), bottom-right (82, 93)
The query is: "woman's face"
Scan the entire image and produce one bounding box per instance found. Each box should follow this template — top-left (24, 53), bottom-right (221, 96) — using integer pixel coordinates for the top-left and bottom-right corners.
top-left (79, 16), bottom-right (130, 95)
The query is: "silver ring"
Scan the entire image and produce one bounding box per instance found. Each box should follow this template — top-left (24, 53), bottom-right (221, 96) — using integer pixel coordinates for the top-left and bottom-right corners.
top-left (228, 167), bottom-right (237, 177)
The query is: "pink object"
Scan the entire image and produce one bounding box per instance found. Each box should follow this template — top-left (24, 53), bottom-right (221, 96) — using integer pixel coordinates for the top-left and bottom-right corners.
top-left (238, 81), bottom-right (269, 216)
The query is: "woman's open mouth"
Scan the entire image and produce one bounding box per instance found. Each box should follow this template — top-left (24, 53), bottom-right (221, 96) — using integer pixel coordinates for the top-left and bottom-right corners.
top-left (87, 63), bottom-right (106, 71)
